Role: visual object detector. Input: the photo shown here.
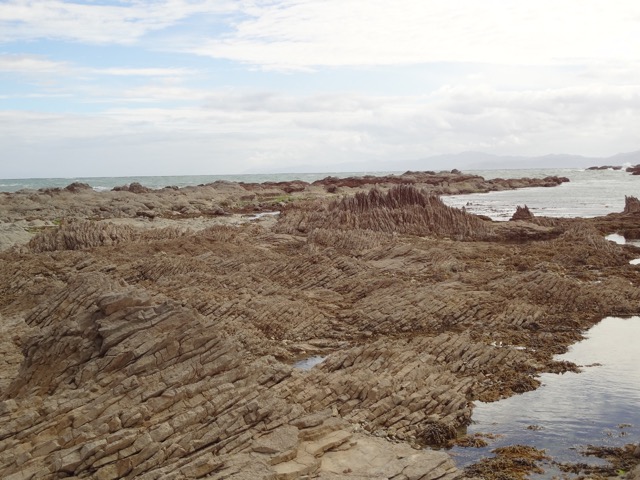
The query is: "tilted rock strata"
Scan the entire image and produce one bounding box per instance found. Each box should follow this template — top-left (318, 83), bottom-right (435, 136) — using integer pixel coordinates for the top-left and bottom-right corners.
top-left (26, 219), bottom-right (189, 253)
top-left (276, 185), bottom-right (494, 240)
top-left (624, 195), bottom-right (640, 215)
top-left (0, 185), bottom-right (639, 479)
top-left (0, 171), bottom-right (571, 254)
top-left (0, 274), bottom-right (463, 480)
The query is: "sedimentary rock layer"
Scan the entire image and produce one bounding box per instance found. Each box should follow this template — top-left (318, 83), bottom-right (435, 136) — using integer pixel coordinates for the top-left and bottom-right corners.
top-left (1, 180), bottom-right (639, 479)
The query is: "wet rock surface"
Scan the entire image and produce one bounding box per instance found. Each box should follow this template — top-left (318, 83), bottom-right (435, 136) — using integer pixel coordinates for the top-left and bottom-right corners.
top-left (626, 165), bottom-right (640, 175)
top-left (554, 444), bottom-right (640, 479)
top-left (464, 445), bottom-right (549, 480)
top-left (1, 177), bottom-right (639, 479)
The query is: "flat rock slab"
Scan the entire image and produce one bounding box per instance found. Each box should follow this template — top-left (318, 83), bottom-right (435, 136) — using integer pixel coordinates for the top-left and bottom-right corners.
top-left (319, 433), bottom-right (459, 480)
top-left (273, 450), bottom-right (320, 480)
top-left (303, 430), bottom-right (353, 457)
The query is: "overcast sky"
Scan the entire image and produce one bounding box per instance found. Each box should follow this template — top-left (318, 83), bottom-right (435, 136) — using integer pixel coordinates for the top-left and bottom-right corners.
top-left (1, 1), bottom-right (640, 178)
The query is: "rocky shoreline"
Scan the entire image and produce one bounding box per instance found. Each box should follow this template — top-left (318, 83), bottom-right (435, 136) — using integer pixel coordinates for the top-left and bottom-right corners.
top-left (588, 164), bottom-right (640, 175)
top-left (1, 171), bottom-right (639, 479)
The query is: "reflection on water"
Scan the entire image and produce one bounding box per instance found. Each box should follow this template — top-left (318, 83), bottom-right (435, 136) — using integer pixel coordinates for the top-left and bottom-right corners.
top-left (606, 233), bottom-right (627, 245)
top-left (605, 234), bottom-right (640, 265)
top-left (246, 211), bottom-right (281, 221)
top-left (293, 355), bottom-right (326, 370)
top-left (605, 234), bottom-right (640, 267)
top-left (451, 317), bottom-right (640, 475)
top-left (605, 233), bottom-right (640, 247)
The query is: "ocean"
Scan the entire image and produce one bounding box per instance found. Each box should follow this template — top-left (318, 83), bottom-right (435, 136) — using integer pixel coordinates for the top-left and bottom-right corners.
top-left (443, 168), bottom-right (640, 220)
top-left (1, 168), bottom-right (639, 220)
top-left (0, 172), bottom-right (395, 193)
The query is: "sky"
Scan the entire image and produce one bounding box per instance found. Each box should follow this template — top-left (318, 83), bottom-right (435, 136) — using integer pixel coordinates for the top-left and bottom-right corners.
top-left (1, 0), bottom-right (640, 178)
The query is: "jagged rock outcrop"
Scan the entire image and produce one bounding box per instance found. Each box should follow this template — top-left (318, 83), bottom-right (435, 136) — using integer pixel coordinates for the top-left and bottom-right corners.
top-left (624, 195), bottom-right (640, 214)
top-left (64, 182), bottom-right (93, 193)
top-left (500, 205), bottom-right (565, 241)
top-left (112, 182), bottom-right (152, 194)
top-left (277, 185), bottom-right (493, 240)
top-left (26, 220), bottom-right (137, 252)
top-left (551, 224), bottom-right (628, 268)
top-left (510, 205), bottom-right (534, 221)
top-left (26, 220), bottom-right (188, 252)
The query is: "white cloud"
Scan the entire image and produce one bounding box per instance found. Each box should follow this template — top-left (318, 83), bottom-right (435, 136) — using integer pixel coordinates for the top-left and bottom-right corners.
top-left (2, 81), bottom-right (640, 178)
top-left (0, 54), bottom-right (70, 74)
top-left (3, 1), bottom-right (639, 177)
top-left (5, 1), bottom-right (638, 72)
top-left (0, 53), bottom-right (195, 81)
top-left (195, 0), bottom-right (640, 70)
top-left (203, 91), bottom-right (379, 112)
top-left (0, 0), bottom-right (237, 44)
top-left (96, 67), bottom-right (194, 77)
top-left (106, 85), bottom-right (206, 103)
top-left (0, 54), bottom-right (200, 104)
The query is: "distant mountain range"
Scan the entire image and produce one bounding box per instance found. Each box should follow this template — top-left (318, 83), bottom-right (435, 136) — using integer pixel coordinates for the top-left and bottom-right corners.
top-left (259, 150), bottom-right (640, 174)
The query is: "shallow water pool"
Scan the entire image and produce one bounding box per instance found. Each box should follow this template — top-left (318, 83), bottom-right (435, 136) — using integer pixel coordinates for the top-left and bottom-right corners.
top-left (293, 355), bottom-right (326, 370)
top-left (605, 233), bottom-right (640, 247)
top-left (451, 317), bottom-right (640, 476)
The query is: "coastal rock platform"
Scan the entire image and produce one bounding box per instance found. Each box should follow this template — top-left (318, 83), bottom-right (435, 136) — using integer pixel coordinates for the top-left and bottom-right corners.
top-left (1, 172), bottom-right (639, 479)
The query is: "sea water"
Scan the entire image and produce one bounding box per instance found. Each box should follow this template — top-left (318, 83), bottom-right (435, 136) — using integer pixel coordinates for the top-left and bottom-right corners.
top-left (443, 168), bottom-right (640, 220)
top-left (0, 171), bottom-right (401, 193)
